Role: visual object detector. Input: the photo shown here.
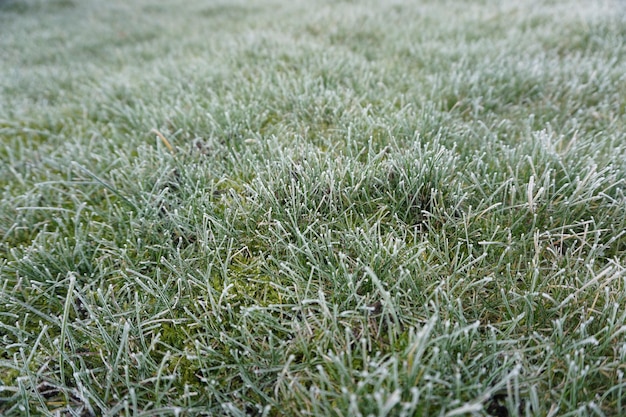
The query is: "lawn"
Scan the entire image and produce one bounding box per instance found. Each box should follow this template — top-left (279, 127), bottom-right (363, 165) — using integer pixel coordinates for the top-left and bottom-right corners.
top-left (1, 0), bottom-right (625, 415)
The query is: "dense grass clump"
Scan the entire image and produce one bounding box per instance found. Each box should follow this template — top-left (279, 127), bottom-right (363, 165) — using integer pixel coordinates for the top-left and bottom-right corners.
top-left (1, 0), bottom-right (625, 415)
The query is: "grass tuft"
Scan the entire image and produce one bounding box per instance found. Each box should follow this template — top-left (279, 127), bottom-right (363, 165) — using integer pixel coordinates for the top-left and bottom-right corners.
top-left (1, 0), bottom-right (625, 415)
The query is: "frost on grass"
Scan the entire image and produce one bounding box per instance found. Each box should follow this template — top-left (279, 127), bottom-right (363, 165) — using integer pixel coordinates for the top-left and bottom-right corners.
top-left (1, 0), bottom-right (625, 415)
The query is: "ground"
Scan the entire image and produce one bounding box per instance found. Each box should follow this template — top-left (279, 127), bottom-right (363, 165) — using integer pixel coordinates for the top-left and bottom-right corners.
top-left (1, 0), bottom-right (625, 416)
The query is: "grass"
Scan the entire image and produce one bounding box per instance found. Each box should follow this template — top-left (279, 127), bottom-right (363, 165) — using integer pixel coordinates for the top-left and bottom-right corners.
top-left (1, 0), bottom-right (625, 415)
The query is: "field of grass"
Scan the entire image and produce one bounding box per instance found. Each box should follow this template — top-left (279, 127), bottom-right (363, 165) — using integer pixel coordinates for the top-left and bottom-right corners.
top-left (1, 0), bottom-right (626, 415)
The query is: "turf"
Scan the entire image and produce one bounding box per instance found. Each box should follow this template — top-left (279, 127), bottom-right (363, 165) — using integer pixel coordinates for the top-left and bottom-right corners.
top-left (1, 0), bottom-right (625, 416)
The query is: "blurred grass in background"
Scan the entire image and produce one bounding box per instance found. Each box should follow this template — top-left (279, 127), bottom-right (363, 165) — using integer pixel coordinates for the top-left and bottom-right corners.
top-left (1, 0), bottom-right (625, 415)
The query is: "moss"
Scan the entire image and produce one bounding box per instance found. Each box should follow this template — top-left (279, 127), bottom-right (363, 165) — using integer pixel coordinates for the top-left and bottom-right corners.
top-left (158, 322), bottom-right (190, 352)
top-left (0, 368), bottom-right (20, 386)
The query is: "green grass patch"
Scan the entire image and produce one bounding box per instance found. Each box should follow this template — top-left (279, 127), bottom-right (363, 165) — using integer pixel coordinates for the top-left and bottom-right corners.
top-left (1, 0), bottom-right (626, 415)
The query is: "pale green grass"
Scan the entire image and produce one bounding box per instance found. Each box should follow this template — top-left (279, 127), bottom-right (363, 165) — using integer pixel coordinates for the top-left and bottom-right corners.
top-left (1, 0), bottom-right (626, 416)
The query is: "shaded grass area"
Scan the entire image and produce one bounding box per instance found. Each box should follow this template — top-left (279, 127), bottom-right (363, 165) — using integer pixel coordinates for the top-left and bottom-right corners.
top-left (1, 0), bottom-right (626, 415)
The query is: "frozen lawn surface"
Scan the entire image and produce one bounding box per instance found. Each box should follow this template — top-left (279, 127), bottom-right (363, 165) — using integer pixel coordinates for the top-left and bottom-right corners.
top-left (1, 0), bottom-right (626, 415)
